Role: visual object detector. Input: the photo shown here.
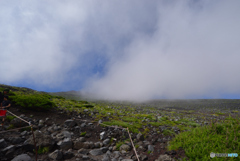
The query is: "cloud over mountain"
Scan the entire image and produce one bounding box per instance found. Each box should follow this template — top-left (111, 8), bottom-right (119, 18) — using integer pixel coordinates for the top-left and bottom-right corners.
top-left (1, 1), bottom-right (240, 100)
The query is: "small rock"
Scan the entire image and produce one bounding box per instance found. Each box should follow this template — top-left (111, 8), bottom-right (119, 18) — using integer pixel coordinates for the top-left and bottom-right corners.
top-left (57, 138), bottom-right (72, 150)
top-left (82, 155), bottom-right (90, 160)
top-left (0, 139), bottom-right (7, 149)
top-left (89, 149), bottom-right (104, 156)
top-left (1, 145), bottom-right (15, 153)
top-left (48, 150), bottom-right (63, 160)
top-left (140, 154), bottom-right (148, 161)
top-left (148, 145), bottom-right (154, 152)
top-left (100, 131), bottom-right (106, 140)
top-left (12, 154), bottom-right (33, 161)
top-left (103, 138), bottom-right (110, 145)
top-left (78, 148), bottom-right (89, 155)
top-left (156, 154), bottom-right (176, 161)
top-left (101, 147), bottom-right (108, 153)
top-left (80, 123), bottom-right (86, 128)
top-left (21, 131), bottom-right (28, 136)
top-left (64, 119), bottom-right (77, 127)
top-left (63, 151), bottom-right (74, 159)
top-left (94, 142), bottom-right (101, 148)
top-left (136, 133), bottom-right (144, 141)
top-left (120, 144), bottom-right (131, 151)
top-left (79, 137), bottom-right (86, 142)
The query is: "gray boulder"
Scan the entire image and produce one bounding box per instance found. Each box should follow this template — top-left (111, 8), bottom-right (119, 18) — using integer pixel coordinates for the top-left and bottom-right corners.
top-left (63, 151), bottom-right (74, 159)
top-left (120, 144), bottom-right (131, 151)
top-left (64, 119), bottom-right (77, 127)
top-left (78, 148), bottom-right (89, 155)
top-left (103, 138), bottom-right (110, 145)
top-left (57, 138), bottom-right (72, 150)
top-left (148, 145), bottom-right (154, 152)
top-left (89, 149), bottom-right (104, 156)
top-left (136, 133), bottom-right (144, 141)
top-left (56, 131), bottom-right (72, 140)
top-left (0, 139), bottom-right (7, 149)
top-left (73, 140), bottom-right (85, 150)
top-left (24, 130), bottom-right (55, 150)
top-left (100, 147), bottom-right (108, 153)
top-left (11, 154), bottom-right (33, 161)
top-left (9, 137), bottom-right (25, 144)
top-left (156, 154), bottom-right (176, 161)
top-left (48, 150), bottom-right (63, 160)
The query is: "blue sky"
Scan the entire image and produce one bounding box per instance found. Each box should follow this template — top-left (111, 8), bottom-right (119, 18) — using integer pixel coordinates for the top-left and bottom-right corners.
top-left (1, 0), bottom-right (240, 101)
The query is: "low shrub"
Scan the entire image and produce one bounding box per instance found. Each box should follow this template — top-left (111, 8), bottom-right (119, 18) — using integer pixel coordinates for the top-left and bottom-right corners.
top-left (80, 131), bottom-right (87, 136)
top-left (36, 146), bottom-right (49, 154)
top-left (10, 94), bottom-right (56, 111)
top-left (6, 115), bottom-right (16, 121)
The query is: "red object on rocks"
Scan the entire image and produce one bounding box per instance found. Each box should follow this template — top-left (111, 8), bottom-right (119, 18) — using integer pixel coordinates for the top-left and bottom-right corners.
top-left (0, 110), bottom-right (7, 116)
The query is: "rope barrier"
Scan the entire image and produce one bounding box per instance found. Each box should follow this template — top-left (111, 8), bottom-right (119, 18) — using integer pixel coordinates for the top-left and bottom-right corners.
top-left (7, 110), bottom-right (31, 125)
top-left (3, 111), bottom-right (140, 161)
top-left (74, 118), bottom-right (140, 160)
top-left (127, 127), bottom-right (140, 161)
top-left (0, 125), bottom-right (31, 134)
top-left (5, 110), bottom-right (38, 161)
top-left (98, 122), bottom-right (140, 161)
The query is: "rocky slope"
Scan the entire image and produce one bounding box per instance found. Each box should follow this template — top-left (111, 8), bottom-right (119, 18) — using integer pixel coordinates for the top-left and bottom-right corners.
top-left (0, 106), bottom-right (186, 161)
top-left (0, 84), bottom-right (239, 161)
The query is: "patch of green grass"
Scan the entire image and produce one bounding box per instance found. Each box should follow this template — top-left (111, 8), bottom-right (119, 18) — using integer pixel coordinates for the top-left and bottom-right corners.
top-left (7, 124), bottom-right (14, 130)
top-left (147, 150), bottom-right (153, 154)
top-left (10, 93), bottom-right (56, 111)
top-left (122, 116), bottom-right (140, 122)
top-left (215, 112), bottom-right (225, 115)
top-left (101, 120), bottom-right (140, 133)
top-left (149, 122), bottom-right (163, 127)
top-left (168, 116), bottom-right (240, 160)
top-left (135, 144), bottom-right (140, 149)
top-left (163, 129), bottom-right (175, 136)
top-left (80, 131), bottom-right (86, 136)
top-left (159, 116), bottom-right (169, 121)
top-left (142, 128), bottom-right (149, 136)
top-left (6, 115), bottom-right (16, 121)
top-left (116, 141), bottom-right (124, 150)
top-left (37, 146), bottom-right (49, 154)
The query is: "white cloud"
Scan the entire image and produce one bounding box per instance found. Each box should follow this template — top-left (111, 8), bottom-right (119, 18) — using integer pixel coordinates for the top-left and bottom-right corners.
top-left (0, 0), bottom-right (158, 90)
top-left (86, 0), bottom-right (240, 101)
top-left (1, 1), bottom-right (240, 99)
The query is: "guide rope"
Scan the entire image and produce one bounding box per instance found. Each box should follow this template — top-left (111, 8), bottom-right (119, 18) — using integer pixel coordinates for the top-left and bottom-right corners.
top-left (99, 122), bottom-right (140, 161)
top-left (1, 110), bottom-right (38, 161)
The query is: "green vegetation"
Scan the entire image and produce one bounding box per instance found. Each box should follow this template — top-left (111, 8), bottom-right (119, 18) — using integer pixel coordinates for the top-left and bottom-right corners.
top-left (168, 116), bottom-right (240, 160)
top-left (163, 129), bottom-right (175, 136)
top-left (215, 112), bottom-right (225, 115)
top-left (7, 124), bottom-right (15, 130)
top-left (101, 120), bottom-right (140, 133)
top-left (116, 141), bottom-right (124, 150)
top-left (147, 150), bottom-right (153, 154)
top-left (10, 94), bottom-right (56, 111)
top-left (80, 131), bottom-right (87, 136)
top-left (6, 115), bottom-right (16, 121)
top-left (2, 84), bottom-right (240, 160)
top-left (37, 146), bottom-right (49, 154)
